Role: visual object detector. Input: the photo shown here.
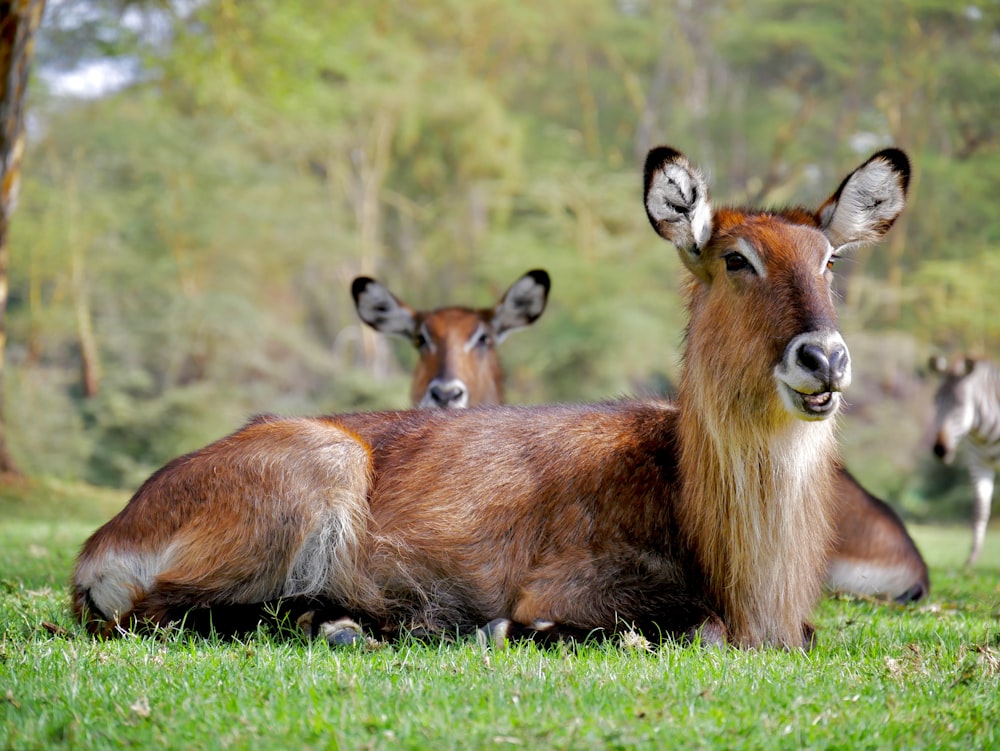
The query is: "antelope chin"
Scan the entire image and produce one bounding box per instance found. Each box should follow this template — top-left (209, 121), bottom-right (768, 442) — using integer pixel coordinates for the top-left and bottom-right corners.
top-left (781, 385), bottom-right (841, 421)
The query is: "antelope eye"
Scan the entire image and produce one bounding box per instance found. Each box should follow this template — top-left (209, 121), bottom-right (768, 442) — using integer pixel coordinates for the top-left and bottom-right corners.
top-left (413, 332), bottom-right (429, 349)
top-left (724, 253), bottom-right (751, 273)
top-left (473, 330), bottom-right (493, 349)
top-left (826, 255), bottom-right (841, 271)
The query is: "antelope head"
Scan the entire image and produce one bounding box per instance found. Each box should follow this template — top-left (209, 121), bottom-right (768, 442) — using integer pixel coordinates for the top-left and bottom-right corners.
top-left (643, 146), bottom-right (910, 425)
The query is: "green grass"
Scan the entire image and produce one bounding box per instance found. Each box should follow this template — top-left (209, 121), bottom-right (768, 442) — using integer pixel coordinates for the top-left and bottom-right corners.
top-left (1, 478), bottom-right (997, 750)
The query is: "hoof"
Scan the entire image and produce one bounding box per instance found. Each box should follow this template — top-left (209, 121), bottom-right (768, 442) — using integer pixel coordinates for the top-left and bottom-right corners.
top-left (476, 618), bottom-right (510, 649)
top-left (319, 617), bottom-right (364, 647)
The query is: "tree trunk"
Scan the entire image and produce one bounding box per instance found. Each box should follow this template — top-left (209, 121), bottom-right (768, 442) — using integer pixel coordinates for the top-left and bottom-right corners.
top-left (0, 0), bottom-right (46, 476)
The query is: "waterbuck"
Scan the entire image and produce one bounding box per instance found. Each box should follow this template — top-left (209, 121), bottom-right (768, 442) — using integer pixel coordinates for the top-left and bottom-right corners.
top-left (351, 269), bottom-right (550, 409)
top-left (71, 145), bottom-right (910, 649)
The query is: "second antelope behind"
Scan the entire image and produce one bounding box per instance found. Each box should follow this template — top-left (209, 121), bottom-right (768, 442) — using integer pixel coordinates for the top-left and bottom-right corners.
top-left (72, 144), bottom-right (910, 650)
top-left (352, 270), bottom-right (550, 409)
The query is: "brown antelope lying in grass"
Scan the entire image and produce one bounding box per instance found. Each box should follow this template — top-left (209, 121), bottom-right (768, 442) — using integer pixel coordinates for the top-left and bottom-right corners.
top-left (354, 272), bottom-right (928, 603)
top-left (351, 270), bottom-right (550, 409)
top-left (72, 144), bottom-right (910, 649)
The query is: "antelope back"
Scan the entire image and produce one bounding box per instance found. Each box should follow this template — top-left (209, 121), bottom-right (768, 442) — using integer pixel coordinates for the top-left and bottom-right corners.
top-left (352, 270), bottom-right (550, 408)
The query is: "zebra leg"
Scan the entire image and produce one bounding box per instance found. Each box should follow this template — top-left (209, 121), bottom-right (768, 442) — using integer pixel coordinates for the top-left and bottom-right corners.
top-left (966, 467), bottom-right (995, 566)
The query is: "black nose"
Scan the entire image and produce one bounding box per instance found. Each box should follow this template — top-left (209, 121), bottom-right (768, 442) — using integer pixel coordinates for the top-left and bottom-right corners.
top-left (430, 383), bottom-right (466, 407)
top-left (932, 443), bottom-right (946, 459)
top-left (796, 342), bottom-right (849, 388)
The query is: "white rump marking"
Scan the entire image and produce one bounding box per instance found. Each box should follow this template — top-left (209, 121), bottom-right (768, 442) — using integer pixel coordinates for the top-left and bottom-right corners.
top-left (75, 548), bottom-right (168, 623)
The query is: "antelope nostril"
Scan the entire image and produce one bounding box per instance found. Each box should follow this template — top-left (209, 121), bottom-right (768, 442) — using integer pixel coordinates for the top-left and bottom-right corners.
top-left (828, 347), bottom-right (849, 381)
top-left (430, 383), bottom-right (466, 406)
top-left (932, 443), bottom-right (947, 459)
top-left (797, 343), bottom-right (830, 377)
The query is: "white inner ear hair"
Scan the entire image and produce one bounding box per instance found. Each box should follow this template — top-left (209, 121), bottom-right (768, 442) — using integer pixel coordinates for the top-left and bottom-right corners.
top-left (646, 162), bottom-right (712, 250)
top-left (821, 159), bottom-right (905, 248)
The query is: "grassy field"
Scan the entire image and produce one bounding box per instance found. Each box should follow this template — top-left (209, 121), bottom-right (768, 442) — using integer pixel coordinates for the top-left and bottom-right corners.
top-left (1, 477), bottom-right (997, 750)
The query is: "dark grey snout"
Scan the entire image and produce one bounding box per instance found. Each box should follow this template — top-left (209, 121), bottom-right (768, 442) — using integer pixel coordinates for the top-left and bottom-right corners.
top-left (775, 330), bottom-right (851, 420)
top-left (430, 382), bottom-right (468, 408)
top-left (796, 341), bottom-right (850, 391)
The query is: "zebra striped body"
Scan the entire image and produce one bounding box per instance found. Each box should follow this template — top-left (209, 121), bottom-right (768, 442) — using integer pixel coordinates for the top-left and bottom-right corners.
top-left (930, 356), bottom-right (1000, 565)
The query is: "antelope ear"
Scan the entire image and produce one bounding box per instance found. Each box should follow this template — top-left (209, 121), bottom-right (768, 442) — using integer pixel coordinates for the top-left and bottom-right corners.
top-left (818, 148), bottom-right (910, 250)
top-left (492, 269), bottom-right (550, 343)
top-left (351, 277), bottom-right (417, 338)
top-left (643, 146), bottom-right (713, 279)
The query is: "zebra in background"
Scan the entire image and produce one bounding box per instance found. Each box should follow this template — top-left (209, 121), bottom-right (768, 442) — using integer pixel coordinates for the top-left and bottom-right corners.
top-left (930, 356), bottom-right (1000, 565)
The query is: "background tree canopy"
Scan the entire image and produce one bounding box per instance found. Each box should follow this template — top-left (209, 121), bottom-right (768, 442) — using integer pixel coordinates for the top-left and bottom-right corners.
top-left (6, 0), bottom-right (998, 517)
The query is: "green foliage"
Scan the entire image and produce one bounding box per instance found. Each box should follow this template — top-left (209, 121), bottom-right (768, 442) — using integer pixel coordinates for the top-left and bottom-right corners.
top-left (6, 0), bottom-right (999, 490)
top-left (908, 251), bottom-right (1000, 354)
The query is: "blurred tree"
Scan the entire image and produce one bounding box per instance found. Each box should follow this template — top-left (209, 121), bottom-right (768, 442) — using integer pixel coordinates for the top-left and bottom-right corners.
top-left (0, 0), bottom-right (46, 475)
top-left (4, 0), bottom-right (997, 499)
top-left (714, 0), bottom-right (999, 326)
